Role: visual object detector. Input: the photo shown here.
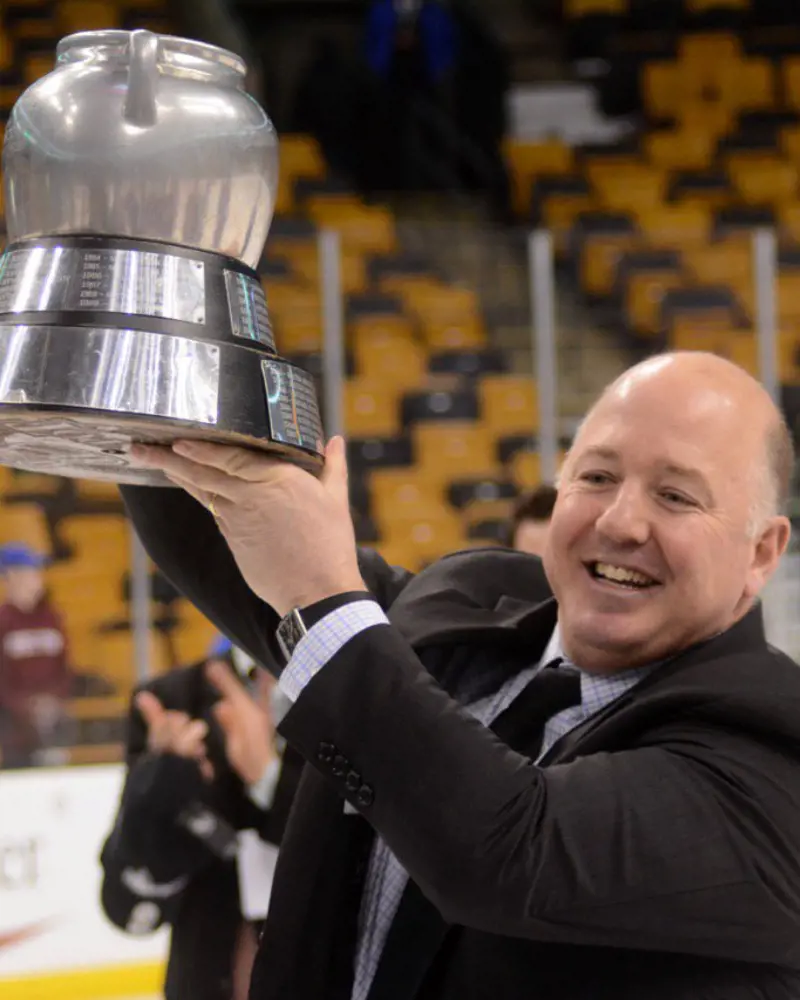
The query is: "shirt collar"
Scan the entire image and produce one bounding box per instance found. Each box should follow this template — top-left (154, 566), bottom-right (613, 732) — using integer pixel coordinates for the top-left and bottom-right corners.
top-left (543, 624), bottom-right (658, 709)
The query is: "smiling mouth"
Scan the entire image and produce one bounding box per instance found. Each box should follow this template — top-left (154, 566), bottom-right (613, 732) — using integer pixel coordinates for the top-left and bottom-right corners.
top-left (586, 561), bottom-right (660, 590)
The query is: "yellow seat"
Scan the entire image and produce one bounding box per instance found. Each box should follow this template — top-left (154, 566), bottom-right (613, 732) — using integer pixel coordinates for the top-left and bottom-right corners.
top-left (684, 239), bottom-right (753, 290)
top-left (686, 0), bottom-right (749, 10)
top-left (356, 335), bottom-right (427, 389)
top-left (509, 450), bottom-right (562, 490)
top-left (306, 203), bottom-right (396, 255)
top-left (592, 166), bottom-right (667, 214)
top-left (678, 31), bottom-right (742, 67)
top-left (171, 600), bottom-right (219, 666)
top-left (779, 201), bottom-right (800, 243)
top-left (280, 135), bottom-right (327, 179)
top-left (343, 379), bottom-right (402, 437)
top-left (284, 244), bottom-right (368, 296)
top-left (564, 0), bottom-right (626, 13)
top-left (75, 479), bottom-right (120, 502)
top-left (504, 139), bottom-right (574, 216)
top-left (59, 514), bottom-right (129, 553)
top-left (350, 314), bottom-right (416, 347)
top-left (23, 52), bottom-right (55, 84)
top-left (413, 422), bottom-right (497, 481)
top-left (782, 125), bottom-right (800, 162)
top-left (0, 504), bottom-right (51, 553)
top-left (624, 270), bottom-right (686, 338)
top-left (645, 129), bottom-right (714, 172)
top-left (381, 512), bottom-right (466, 563)
top-left (0, 30), bottom-right (12, 73)
top-left (642, 62), bottom-right (690, 119)
top-left (401, 284), bottom-right (486, 350)
top-left (674, 102), bottom-right (735, 141)
top-left (540, 192), bottom-right (596, 254)
top-left (778, 271), bottom-right (800, 326)
top-left (784, 58), bottom-right (800, 112)
top-left (639, 205), bottom-right (711, 250)
top-left (715, 57), bottom-right (776, 113)
top-left (88, 629), bottom-right (171, 692)
top-left (59, 0), bottom-right (120, 33)
top-left (266, 284), bottom-right (322, 353)
top-left (479, 376), bottom-right (538, 437)
top-left (580, 232), bottom-right (639, 298)
top-left (3, 471), bottom-right (61, 498)
top-left (369, 469), bottom-right (446, 521)
top-left (727, 157), bottom-right (798, 206)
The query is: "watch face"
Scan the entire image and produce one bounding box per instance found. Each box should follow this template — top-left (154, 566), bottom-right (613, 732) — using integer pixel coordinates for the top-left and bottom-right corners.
top-left (278, 609), bottom-right (307, 660)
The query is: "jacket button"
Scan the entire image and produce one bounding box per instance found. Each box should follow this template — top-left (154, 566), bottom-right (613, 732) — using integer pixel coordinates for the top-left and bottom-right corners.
top-left (345, 770), bottom-right (362, 792)
top-left (331, 753), bottom-right (349, 777)
top-left (317, 742), bottom-right (336, 764)
top-left (356, 784), bottom-right (374, 808)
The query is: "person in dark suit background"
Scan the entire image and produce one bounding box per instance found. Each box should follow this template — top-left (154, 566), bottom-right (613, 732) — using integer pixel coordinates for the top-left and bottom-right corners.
top-left (123, 349), bottom-right (800, 1000)
top-left (100, 636), bottom-right (302, 1000)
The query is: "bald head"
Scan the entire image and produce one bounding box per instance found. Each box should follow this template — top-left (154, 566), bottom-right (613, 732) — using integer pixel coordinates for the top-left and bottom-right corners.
top-left (584, 352), bottom-right (794, 529)
top-left (545, 351), bottom-right (794, 673)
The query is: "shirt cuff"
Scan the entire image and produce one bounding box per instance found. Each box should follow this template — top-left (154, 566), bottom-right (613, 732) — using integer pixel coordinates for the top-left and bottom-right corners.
top-left (278, 600), bottom-right (390, 703)
top-left (247, 757), bottom-right (281, 810)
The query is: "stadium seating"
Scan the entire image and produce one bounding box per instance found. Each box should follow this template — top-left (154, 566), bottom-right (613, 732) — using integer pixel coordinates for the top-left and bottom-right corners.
top-left (0, 0), bottom-right (553, 767)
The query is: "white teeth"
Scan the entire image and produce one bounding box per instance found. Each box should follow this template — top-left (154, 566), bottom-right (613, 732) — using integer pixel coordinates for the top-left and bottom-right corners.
top-left (594, 562), bottom-right (654, 587)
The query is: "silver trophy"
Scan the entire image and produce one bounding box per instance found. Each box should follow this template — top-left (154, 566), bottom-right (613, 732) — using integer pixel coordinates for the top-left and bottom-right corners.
top-left (0, 29), bottom-right (325, 485)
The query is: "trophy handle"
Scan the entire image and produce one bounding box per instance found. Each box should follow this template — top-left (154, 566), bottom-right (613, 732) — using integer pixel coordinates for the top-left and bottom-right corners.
top-left (124, 29), bottom-right (159, 128)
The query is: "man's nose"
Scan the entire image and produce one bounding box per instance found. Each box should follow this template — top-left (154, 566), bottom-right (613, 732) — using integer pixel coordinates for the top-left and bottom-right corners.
top-left (594, 485), bottom-right (651, 547)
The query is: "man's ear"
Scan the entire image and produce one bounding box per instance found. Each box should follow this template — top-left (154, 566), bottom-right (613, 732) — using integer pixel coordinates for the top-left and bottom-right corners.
top-left (745, 515), bottom-right (791, 599)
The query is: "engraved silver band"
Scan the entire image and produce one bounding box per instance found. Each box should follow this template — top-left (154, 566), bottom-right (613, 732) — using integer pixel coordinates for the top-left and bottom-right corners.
top-left (0, 242), bottom-right (276, 351)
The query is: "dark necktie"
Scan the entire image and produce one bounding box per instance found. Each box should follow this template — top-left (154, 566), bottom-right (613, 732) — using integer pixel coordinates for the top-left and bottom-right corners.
top-left (365, 660), bottom-right (583, 1000)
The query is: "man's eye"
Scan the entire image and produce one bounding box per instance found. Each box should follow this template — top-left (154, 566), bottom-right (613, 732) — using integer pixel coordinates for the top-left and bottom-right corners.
top-left (661, 490), bottom-right (694, 506)
top-left (580, 472), bottom-right (612, 485)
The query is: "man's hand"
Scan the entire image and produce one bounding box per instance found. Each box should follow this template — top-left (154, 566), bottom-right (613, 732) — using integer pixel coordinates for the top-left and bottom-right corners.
top-left (206, 660), bottom-right (277, 787)
top-left (130, 435), bottom-right (365, 616)
top-left (135, 690), bottom-right (214, 781)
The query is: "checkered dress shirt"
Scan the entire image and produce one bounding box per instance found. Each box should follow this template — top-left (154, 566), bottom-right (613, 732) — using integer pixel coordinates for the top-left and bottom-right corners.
top-left (278, 600), bottom-right (653, 1000)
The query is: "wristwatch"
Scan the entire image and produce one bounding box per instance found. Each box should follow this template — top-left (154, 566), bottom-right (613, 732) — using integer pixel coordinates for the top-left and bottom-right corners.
top-left (275, 591), bottom-right (376, 663)
top-left (276, 607), bottom-right (308, 663)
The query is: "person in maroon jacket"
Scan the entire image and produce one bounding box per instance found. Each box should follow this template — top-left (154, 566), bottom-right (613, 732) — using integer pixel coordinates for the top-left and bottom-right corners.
top-left (0, 543), bottom-right (75, 768)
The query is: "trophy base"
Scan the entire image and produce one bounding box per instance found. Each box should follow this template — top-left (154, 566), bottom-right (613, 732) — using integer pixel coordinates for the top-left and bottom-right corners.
top-left (0, 235), bottom-right (325, 486)
top-left (0, 408), bottom-right (323, 486)
top-left (0, 321), bottom-right (325, 486)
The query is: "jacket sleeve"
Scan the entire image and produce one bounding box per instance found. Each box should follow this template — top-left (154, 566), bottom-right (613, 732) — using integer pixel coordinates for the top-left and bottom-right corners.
top-left (278, 623), bottom-right (800, 966)
top-left (99, 697), bottom-right (219, 934)
top-left (119, 485), bottom-right (413, 674)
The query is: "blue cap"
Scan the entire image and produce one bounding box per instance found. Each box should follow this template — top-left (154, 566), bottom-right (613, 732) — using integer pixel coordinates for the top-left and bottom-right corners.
top-left (208, 633), bottom-right (233, 659)
top-left (0, 544), bottom-right (48, 571)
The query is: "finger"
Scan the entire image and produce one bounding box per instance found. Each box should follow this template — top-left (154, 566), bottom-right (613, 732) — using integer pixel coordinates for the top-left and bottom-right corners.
top-left (207, 660), bottom-right (252, 708)
top-left (129, 445), bottom-right (242, 502)
top-left (213, 699), bottom-right (237, 736)
top-left (135, 691), bottom-right (166, 730)
top-left (172, 718), bottom-right (210, 758)
top-left (320, 435), bottom-right (350, 511)
top-left (171, 440), bottom-right (288, 484)
top-left (199, 757), bottom-right (215, 782)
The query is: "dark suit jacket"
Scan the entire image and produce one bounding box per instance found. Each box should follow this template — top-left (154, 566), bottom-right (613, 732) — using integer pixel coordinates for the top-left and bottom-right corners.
top-left (121, 485), bottom-right (800, 1000)
top-left (100, 660), bottom-right (303, 1000)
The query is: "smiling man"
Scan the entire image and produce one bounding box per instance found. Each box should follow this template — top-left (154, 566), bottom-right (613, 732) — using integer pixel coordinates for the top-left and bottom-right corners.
top-left (121, 352), bottom-right (800, 1000)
